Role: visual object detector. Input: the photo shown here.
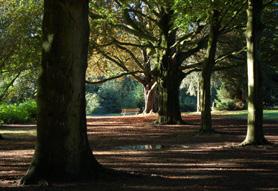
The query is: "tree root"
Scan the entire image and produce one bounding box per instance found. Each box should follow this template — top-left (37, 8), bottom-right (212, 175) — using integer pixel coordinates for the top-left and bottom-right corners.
top-left (19, 164), bottom-right (46, 186)
top-left (239, 138), bottom-right (272, 146)
top-left (20, 159), bottom-right (103, 185)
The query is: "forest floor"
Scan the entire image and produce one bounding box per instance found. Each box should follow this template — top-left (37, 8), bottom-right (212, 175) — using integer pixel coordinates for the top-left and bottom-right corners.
top-left (0, 113), bottom-right (278, 191)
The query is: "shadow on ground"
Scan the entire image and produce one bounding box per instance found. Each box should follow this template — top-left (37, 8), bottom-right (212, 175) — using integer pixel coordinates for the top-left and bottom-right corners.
top-left (0, 114), bottom-right (277, 191)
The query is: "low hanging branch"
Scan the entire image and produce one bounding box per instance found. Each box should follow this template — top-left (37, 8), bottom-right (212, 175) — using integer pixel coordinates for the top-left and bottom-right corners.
top-left (86, 71), bottom-right (143, 85)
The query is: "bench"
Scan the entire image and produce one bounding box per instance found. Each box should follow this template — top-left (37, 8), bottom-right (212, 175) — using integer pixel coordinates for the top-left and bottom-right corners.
top-left (121, 108), bottom-right (140, 116)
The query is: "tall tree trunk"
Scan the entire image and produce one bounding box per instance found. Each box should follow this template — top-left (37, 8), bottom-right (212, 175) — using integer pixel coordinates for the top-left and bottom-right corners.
top-left (199, 9), bottom-right (220, 134)
top-left (143, 82), bottom-right (157, 114)
top-left (157, 69), bottom-right (184, 124)
top-left (156, 4), bottom-right (184, 124)
top-left (241, 0), bottom-right (268, 145)
top-left (20, 0), bottom-right (100, 184)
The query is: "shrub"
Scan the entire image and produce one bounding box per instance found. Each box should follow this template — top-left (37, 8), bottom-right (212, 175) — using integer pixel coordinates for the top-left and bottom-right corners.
top-left (215, 98), bottom-right (236, 110)
top-left (0, 100), bottom-right (37, 124)
top-left (215, 85), bottom-right (246, 111)
top-left (86, 93), bottom-right (100, 115)
top-left (86, 77), bottom-right (145, 114)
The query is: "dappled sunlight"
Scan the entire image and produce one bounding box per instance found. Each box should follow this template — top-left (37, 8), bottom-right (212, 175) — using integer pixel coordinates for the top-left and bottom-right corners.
top-left (0, 149), bottom-right (33, 182)
top-left (0, 115), bottom-right (277, 189)
top-left (0, 130), bottom-right (36, 136)
top-left (0, 125), bottom-right (37, 137)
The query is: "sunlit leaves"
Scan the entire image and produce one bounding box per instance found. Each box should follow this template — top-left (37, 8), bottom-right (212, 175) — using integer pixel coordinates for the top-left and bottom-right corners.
top-left (0, 0), bottom-right (42, 102)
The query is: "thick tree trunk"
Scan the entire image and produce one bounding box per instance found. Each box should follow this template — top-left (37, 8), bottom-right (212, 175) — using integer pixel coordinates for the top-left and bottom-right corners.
top-left (155, 4), bottom-right (184, 124)
top-left (199, 9), bottom-right (220, 134)
top-left (241, 0), bottom-right (268, 145)
top-left (20, 0), bottom-right (100, 184)
top-left (157, 69), bottom-right (184, 124)
top-left (143, 82), bottom-right (157, 114)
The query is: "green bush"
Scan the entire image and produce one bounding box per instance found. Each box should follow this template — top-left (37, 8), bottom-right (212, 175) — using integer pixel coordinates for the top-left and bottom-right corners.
top-left (215, 85), bottom-right (245, 111)
top-left (215, 98), bottom-right (236, 110)
top-left (86, 77), bottom-right (145, 114)
top-left (86, 93), bottom-right (100, 115)
top-left (0, 100), bottom-right (37, 124)
top-left (96, 82), bottom-right (122, 113)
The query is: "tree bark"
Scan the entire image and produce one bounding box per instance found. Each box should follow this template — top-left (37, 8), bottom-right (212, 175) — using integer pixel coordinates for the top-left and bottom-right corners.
top-left (143, 82), bottom-right (157, 114)
top-left (20, 0), bottom-right (100, 184)
top-left (155, 4), bottom-right (184, 124)
top-left (199, 9), bottom-right (220, 134)
top-left (241, 0), bottom-right (268, 145)
top-left (157, 68), bottom-right (184, 124)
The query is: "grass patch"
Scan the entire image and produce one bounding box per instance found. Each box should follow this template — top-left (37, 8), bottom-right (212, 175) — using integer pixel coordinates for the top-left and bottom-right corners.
top-left (0, 129), bottom-right (36, 137)
top-left (188, 109), bottom-right (278, 121)
top-left (263, 110), bottom-right (278, 120)
top-left (212, 109), bottom-right (278, 120)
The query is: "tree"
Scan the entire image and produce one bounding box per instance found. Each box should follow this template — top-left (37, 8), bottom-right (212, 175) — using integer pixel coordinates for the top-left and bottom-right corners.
top-left (138, 0), bottom-right (210, 124)
top-left (155, 1), bottom-right (185, 124)
top-left (88, 1), bottom-right (158, 114)
top-left (241, 0), bottom-right (269, 145)
top-left (199, 3), bottom-right (221, 133)
top-left (89, 0), bottom-right (209, 124)
top-left (0, 0), bottom-right (42, 102)
top-left (20, 0), bottom-right (100, 184)
top-left (196, 0), bottom-right (247, 133)
top-left (156, 0), bottom-right (245, 124)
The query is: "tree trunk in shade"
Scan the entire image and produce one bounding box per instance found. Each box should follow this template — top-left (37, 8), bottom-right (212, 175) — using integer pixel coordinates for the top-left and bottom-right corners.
top-left (199, 9), bottom-right (220, 134)
top-left (157, 68), bottom-right (184, 124)
top-left (20, 0), bottom-right (101, 184)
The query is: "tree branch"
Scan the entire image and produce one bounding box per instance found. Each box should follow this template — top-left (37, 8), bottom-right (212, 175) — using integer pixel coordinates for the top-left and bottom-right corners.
top-left (215, 47), bottom-right (246, 64)
top-left (113, 43), bottom-right (146, 72)
top-left (219, 0), bottom-right (247, 33)
top-left (180, 60), bottom-right (205, 71)
top-left (178, 36), bottom-right (208, 63)
top-left (112, 23), bottom-right (157, 42)
top-left (94, 45), bottom-right (129, 72)
top-left (111, 37), bottom-right (159, 49)
top-left (0, 72), bottom-right (21, 100)
top-left (86, 71), bottom-right (143, 85)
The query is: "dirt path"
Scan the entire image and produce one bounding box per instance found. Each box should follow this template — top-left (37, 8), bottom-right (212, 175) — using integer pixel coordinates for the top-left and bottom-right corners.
top-left (0, 114), bottom-right (277, 191)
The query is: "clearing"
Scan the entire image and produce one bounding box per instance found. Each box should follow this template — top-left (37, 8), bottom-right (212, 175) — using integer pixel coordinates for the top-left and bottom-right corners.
top-left (0, 113), bottom-right (277, 191)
